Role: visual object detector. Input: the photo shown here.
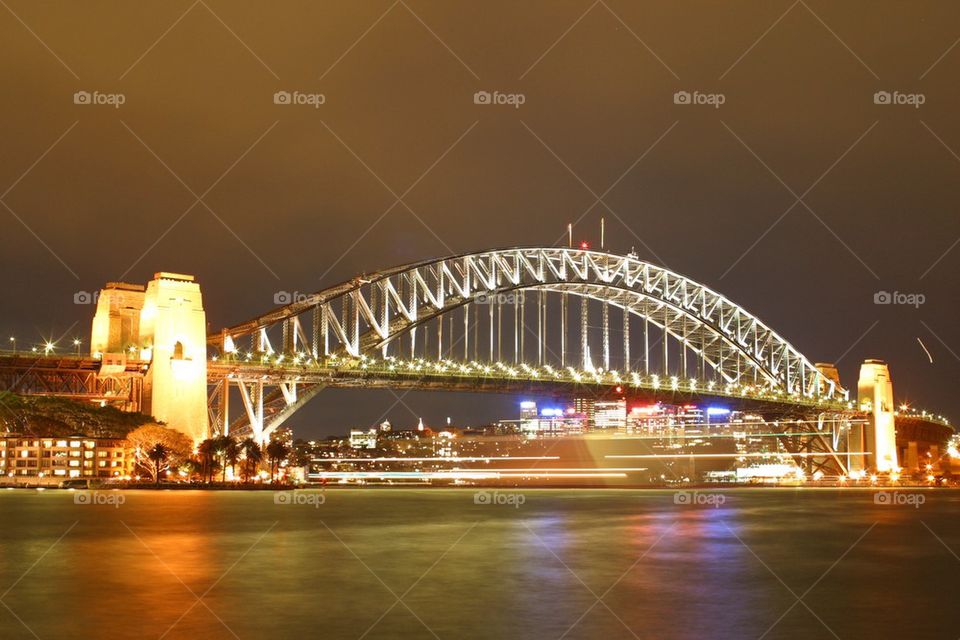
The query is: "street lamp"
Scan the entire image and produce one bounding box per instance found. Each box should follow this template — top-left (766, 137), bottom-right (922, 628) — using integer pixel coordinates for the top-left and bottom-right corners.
top-left (73, 338), bottom-right (81, 357)
top-left (8, 337), bottom-right (14, 354)
top-left (44, 341), bottom-right (54, 355)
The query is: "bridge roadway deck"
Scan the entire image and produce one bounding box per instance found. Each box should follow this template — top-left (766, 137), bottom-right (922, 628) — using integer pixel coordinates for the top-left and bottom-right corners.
top-left (1, 353), bottom-right (952, 436)
top-left (206, 358), bottom-right (852, 416)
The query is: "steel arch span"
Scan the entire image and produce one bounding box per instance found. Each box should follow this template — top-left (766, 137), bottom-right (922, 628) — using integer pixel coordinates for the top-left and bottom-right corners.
top-left (208, 247), bottom-right (848, 441)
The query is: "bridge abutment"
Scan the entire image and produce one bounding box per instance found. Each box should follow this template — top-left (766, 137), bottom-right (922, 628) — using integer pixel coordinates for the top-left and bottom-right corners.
top-left (91, 272), bottom-right (209, 443)
top-left (857, 359), bottom-right (899, 473)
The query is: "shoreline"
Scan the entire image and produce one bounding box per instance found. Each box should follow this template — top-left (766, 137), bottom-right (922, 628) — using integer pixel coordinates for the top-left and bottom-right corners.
top-left (3, 482), bottom-right (956, 491)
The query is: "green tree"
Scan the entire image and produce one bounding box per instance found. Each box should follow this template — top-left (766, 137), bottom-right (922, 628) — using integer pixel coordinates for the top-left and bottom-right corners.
top-left (216, 435), bottom-right (240, 483)
top-left (179, 458), bottom-right (202, 481)
top-left (127, 424), bottom-right (192, 481)
top-left (197, 438), bottom-right (218, 483)
top-left (240, 438), bottom-right (263, 483)
top-left (265, 440), bottom-right (290, 482)
top-left (146, 443), bottom-right (170, 485)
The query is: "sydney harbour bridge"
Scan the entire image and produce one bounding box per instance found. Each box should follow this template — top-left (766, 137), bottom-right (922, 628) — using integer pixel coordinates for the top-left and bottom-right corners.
top-left (0, 247), bottom-right (952, 476)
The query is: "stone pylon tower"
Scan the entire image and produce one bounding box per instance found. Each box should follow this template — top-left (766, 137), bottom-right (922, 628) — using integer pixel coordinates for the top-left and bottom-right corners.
top-left (857, 359), bottom-right (898, 473)
top-left (90, 272), bottom-right (209, 443)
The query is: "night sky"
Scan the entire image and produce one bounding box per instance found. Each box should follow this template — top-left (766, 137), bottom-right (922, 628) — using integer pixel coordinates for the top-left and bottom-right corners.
top-left (2, 1), bottom-right (958, 438)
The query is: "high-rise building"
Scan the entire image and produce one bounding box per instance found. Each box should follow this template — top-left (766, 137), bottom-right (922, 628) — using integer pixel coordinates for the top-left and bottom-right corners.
top-left (677, 405), bottom-right (704, 426)
top-left (594, 400), bottom-right (626, 430)
top-left (519, 401), bottom-right (538, 420)
top-left (573, 398), bottom-right (596, 427)
top-left (627, 404), bottom-right (673, 433)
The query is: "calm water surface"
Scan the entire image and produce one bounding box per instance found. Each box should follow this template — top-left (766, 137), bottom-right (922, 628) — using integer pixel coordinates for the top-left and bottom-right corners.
top-left (1, 488), bottom-right (958, 639)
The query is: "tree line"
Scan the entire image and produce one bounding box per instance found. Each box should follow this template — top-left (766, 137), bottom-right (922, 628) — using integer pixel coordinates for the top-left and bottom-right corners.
top-left (126, 424), bottom-right (292, 485)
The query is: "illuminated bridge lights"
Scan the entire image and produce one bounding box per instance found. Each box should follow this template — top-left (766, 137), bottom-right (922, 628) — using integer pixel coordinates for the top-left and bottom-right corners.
top-left (211, 353), bottom-right (850, 411)
top-left (4, 248), bottom-right (954, 449)
top-left (308, 471), bottom-right (630, 481)
top-left (315, 456), bottom-right (560, 462)
top-left (607, 452), bottom-right (875, 459)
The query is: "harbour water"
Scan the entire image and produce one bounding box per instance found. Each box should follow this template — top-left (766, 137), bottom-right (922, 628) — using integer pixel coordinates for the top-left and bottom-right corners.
top-left (1, 488), bottom-right (958, 639)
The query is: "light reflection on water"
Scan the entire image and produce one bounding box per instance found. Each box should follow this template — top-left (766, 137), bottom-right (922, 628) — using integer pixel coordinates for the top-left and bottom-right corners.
top-left (0, 488), bottom-right (957, 639)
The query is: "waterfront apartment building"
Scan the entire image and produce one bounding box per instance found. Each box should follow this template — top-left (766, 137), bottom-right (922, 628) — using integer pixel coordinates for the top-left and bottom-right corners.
top-left (0, 435), bottom-right (132, 481)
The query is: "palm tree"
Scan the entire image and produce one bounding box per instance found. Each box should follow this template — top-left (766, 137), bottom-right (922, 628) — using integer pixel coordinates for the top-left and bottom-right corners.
top-left (217, 435), bottom-right (240, 483)
top-left (240, 438), bottom-right (263, 483)
top-left (198, 438), bottom-right (218, 483)
top-left (180, 458), bottom-right (202, 482)
top-left (147, 443), bottom-right (170, 486)
top-left (265, 440), bottom-right (290, 483)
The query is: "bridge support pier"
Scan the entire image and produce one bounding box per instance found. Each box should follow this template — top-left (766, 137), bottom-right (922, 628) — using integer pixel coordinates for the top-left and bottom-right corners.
top-left (91, 273), bottom-right (209, 444)
top-left (856, 359), bottom-right (898, 473)
top-left (905, 441), bottom-right (919, 473)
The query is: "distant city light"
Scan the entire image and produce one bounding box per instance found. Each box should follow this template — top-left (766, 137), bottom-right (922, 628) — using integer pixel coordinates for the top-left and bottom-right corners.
top-left (631, 405), bottom-right (659, 415)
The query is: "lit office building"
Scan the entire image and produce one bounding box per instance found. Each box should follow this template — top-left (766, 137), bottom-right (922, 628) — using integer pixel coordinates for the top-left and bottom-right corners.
top-left (594, 400), bottom-right (627, 430)
top-left (513, 405), bottom-right (586, 438)
top-left (519, 411), bottom-right (585, 438)
top-left (573, 398), bottom-right (596, 427)
top-left (627, 404), bottom-right (674, 433)
top-left (348, 429), bottom-right (378, 450)
top-left (519, 401), bottom-right (538, 420)
top-left (728, 412), bottom-right (778, 457)
top-left (677, 405), bottom-right (704, 426)
top-left (704, 407), bottom-right (732, 428)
